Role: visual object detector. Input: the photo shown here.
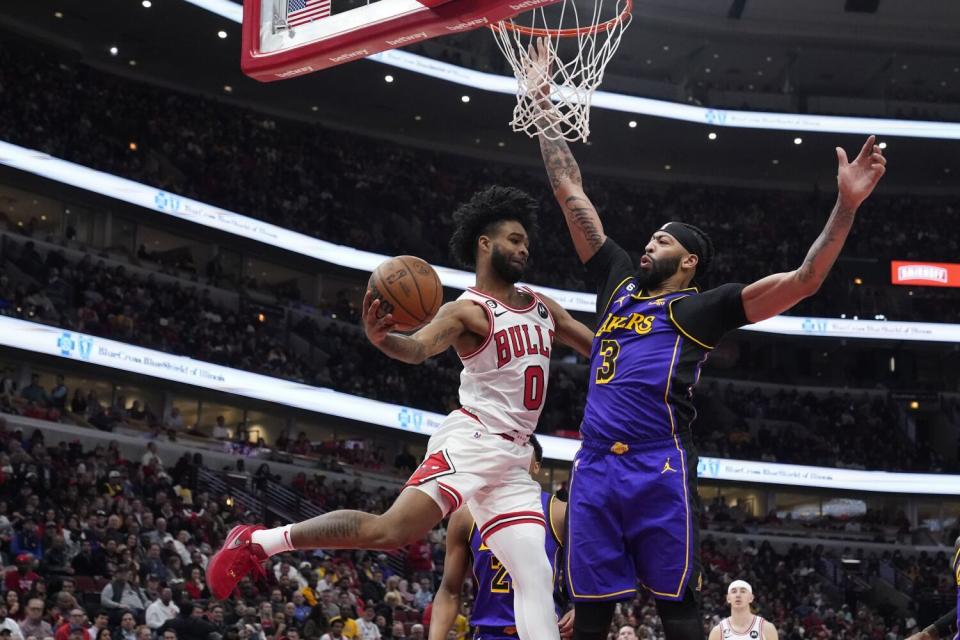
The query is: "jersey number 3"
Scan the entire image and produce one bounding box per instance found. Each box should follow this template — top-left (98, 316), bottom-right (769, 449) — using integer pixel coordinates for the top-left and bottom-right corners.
top-left (595, 339), bottom-right (620, 384)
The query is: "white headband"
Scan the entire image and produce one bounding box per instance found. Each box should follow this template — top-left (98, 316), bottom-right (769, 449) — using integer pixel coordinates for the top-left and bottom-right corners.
top-left (728, 580), bottom-right (753, 593)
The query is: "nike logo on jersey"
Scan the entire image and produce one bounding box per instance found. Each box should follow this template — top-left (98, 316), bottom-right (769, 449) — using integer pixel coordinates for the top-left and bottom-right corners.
top-left (493, 310), bottom-right (508, 317)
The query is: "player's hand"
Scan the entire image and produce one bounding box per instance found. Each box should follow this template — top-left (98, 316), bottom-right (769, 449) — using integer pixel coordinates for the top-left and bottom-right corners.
top-left (362, 290), bottom-right (396, 345)
top-left (836, 134), bottom-right (886, 210)
top-left (524, 36), bottom-right (553, 107)
top-left (559, 610), bottom-right (575, 640)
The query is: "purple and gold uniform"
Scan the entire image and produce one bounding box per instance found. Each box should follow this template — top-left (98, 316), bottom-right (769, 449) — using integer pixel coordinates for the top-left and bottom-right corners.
top-left (567, 238), bottom-right (748, 603)
top-left (470, 492), bottom-right (564, 640)
top-left (953, 541), bottom-right (959, 639)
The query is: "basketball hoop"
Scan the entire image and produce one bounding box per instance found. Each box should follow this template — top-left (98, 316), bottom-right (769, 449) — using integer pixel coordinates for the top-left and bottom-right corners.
top-left (490, 0), bottom-right (632, 142)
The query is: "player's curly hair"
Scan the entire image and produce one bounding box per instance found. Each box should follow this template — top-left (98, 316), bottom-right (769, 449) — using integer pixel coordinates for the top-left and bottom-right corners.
top-left (448, 186), bottom-right (539, 268)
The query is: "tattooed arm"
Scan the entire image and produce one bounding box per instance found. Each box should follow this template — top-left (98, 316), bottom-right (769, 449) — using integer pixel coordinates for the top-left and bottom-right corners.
top-left (538, 134), bottom-right (607, 264)
top-left (362, 294), bottom-right (485, 364)
top-left (524, 38), bottom-right (607, 264)
top-left (741, 136), bottom-right (886, 323)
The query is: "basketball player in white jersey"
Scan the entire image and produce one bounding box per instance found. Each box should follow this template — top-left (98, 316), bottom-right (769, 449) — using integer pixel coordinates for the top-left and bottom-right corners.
top-left (206, 186), bottom-right (594, 640)
top-left (708, 581), bottom-right (779, 640)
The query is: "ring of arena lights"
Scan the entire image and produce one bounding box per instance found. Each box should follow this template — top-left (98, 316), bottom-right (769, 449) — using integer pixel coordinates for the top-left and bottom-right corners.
top-left (8, 314), bottom-right (960, 493)
top-left (181, 0), bottom-right (960, 140)
top-left (4, 138), bottom-right (960, 340)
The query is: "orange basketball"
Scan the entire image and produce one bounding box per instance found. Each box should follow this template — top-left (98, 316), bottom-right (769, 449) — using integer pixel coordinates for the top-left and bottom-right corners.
top-left (368, 256), bottom-right (443, 331)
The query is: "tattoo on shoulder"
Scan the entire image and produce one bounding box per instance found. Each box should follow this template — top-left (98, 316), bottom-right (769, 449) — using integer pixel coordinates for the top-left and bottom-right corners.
top-left (564, 196), bottom-right (604, 250)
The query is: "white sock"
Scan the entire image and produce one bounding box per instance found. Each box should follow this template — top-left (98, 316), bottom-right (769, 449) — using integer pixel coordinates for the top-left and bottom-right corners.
top-left (486, 523), bottom-right (560, 640)
top-left (251, 524), bottom-right (295, 557)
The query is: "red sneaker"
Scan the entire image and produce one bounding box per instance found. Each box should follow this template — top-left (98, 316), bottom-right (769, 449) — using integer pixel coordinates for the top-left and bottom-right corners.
top-left (206, 524), bottom-right (268, 600)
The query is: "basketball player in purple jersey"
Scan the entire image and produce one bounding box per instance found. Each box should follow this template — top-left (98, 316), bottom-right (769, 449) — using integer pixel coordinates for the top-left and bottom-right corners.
top-left (906, 536), bottom-right (960, 640)
top-left (529, 40), bottom-right (888, 640)
top-left (429, 437), bottom-right (574, 640)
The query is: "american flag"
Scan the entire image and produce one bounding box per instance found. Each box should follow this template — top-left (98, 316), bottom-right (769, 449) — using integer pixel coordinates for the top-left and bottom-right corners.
top-left (287, 0), bottom-right (331, 27)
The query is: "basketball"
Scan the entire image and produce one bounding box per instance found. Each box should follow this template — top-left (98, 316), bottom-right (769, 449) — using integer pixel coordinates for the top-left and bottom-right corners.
top-left (368, 256), bottom-right (443, 331)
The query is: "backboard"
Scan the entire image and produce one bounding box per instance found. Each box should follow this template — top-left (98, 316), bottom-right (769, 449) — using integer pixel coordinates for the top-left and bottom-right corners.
top-left (240, 0), bottom-right (562, 81)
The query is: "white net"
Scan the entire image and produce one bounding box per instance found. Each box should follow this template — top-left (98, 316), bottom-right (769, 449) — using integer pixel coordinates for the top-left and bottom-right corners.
top-left (490, 0), bottom-right (631, 142)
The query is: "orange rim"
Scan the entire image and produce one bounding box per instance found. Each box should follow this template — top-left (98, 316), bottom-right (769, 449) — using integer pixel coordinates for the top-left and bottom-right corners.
top-left (491, 0), bottom-right (631, 38)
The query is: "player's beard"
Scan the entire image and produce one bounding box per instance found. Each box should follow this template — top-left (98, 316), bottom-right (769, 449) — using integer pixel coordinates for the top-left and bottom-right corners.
top-left (635, 253), bottom-right (681, 291)
top-left (490, 245), bottom-right (525, 284)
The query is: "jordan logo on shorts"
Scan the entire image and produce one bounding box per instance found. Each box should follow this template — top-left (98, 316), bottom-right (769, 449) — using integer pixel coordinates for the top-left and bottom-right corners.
top-left (406, 450), bottom-right (456, 486)
top-left (661, 457), bottom-right (677, 474)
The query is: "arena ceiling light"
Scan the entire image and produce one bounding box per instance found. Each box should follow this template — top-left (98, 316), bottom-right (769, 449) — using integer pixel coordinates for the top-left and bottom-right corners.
top-left (708, 131), bottom-right (717, 140)
top-left (109, 46), bottom-right (119, 56)
top-left (178, 0), bottom-right (960, 141)
top-left (879, 141), bottom-right (887, 149)
top-left (461, 95), bottom-right (471, 103)
top-left (794, 137), bottom-right (803, 145)
top-left (384, 74), bottom-right (394, 83)
top-left (628, 120), bottom-right (637, 128)
top-left (217, 30), bottom-right (228, 39)
top-left (142, 0), bottom-right (152, 7)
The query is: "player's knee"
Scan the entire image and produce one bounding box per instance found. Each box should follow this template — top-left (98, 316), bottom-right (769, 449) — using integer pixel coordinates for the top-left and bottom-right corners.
top-left (573, 602), bottom-right (616, 634)
top-left (509, 551), bottom-right (553, 591)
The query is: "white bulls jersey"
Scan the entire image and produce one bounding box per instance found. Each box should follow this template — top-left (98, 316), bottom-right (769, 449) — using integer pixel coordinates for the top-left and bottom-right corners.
top-left (456, 286), bottom-right (556, 437)
top-left (719, 617), bottom-right (767, 640)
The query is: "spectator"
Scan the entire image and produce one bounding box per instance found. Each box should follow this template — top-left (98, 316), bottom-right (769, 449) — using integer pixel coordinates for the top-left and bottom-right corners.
top-left (5, 555), bottom-right (40, 595)
top-left (99, 569), bottom-right (148, 621)
top-left (54, 610), bottom-right (87, 640)
top-left (163, 408), bottom-right (185, 433)
top-left (319, 619), bottom-right (345, 640)
top-left (0, 603), bottom-right (23, 640)
top-left (48, 377), bottom-right (68, 413)
top-left (412, 579), bottom-right (433, 612)
top-left (112, 612), bottom-right (136, 640)
top-left (211, 417), bottom-right (229, 440)
top-left (355, 610), bottom-right (379, 640)
top-left (140, 444), bottom-right (162, 471)
top-left (17, 599), bottom-right (51, 639)
top-left (145, 589), bottom-right (179, 631)
top-left (182, 568), bottom-right (208, 601)
top-left (41, 538), bottom-right (71, 577)
top-left (87, 613), bottom-right (109, 640)
top-left (288, 594), bottom-right (310, 625)
top-left (301, 606), bottom-right (328, 640)
top-left (19, 376), bottom-right (47, 407)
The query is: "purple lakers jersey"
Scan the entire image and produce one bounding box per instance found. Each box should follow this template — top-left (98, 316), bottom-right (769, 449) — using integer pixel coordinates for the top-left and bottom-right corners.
top-left (953, 544), bottom-right (960, 639)
top-left (469, 493), bottom-right (563, 627)
top-left (581, 283), bottom-right (709, 444)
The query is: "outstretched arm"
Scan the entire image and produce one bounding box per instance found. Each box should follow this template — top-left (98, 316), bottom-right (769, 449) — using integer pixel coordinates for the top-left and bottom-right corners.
top-left (362, 294), bottom-right (478, 364)
top-left (538, 293), bottom-right (594, 357)
top-left (427, 512), bottom-right (472, 640)
top-left (539, 135), bottom-right (607, 264)
top-left (741, 135), bottom-right (887, 323)
top-left (528, 38), bottom-right (606, 264)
